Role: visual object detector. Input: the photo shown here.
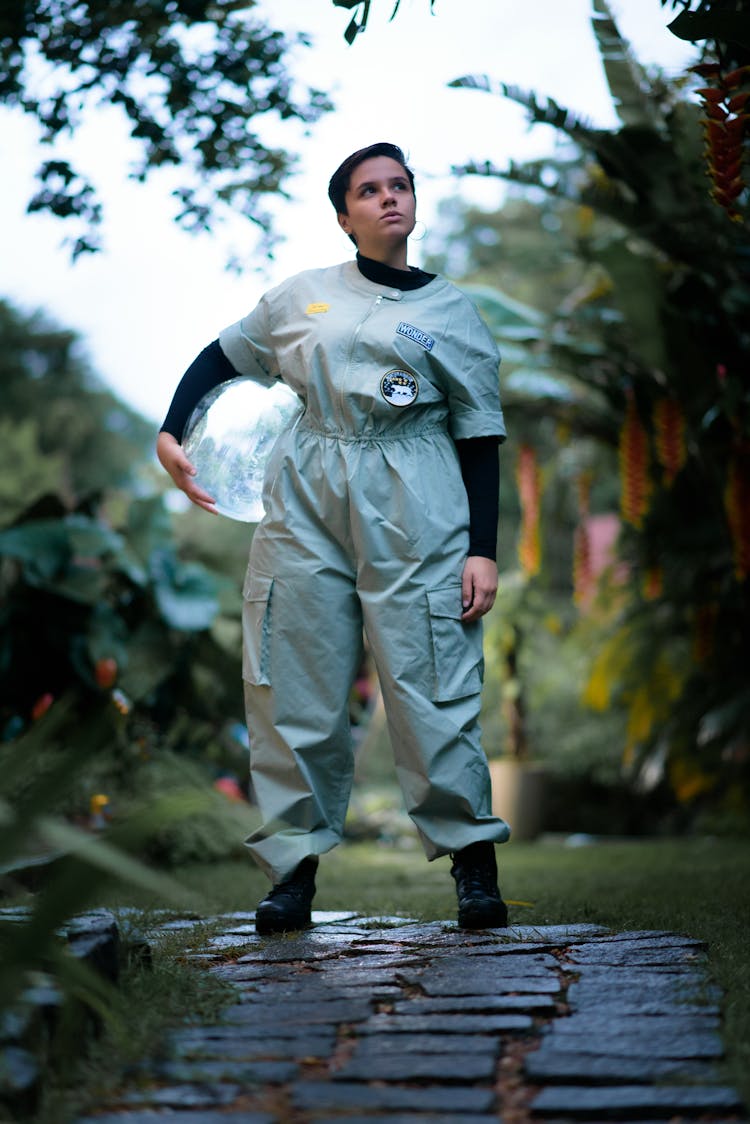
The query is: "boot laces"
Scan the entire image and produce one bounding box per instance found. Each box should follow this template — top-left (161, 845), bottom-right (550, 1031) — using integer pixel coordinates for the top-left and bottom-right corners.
top-left (266, 861), bottom-right (315, 903)
top-left (458, 860), bottom-right (496, 897)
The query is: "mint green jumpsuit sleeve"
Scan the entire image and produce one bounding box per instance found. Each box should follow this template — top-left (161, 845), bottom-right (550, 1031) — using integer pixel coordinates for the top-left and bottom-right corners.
top-left (220, 261), bottom-right (510, 884)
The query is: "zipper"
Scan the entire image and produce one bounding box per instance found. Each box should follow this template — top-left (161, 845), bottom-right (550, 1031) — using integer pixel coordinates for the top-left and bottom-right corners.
top-left (341, 294), bottom-right (383, 416)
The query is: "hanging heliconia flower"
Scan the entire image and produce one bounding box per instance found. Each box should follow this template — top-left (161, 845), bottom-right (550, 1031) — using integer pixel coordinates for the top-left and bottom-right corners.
top-left (692, 62), bottom-right (750, 222)
top-left (516, 443), bottom-right (542, 577)
top-left (724, 440), bottom-right (750, 582)
top-left (642, 564), bottom-right (663, 602)
top-left (573, 472), bottom-right (594, 608)
top-left (653, 397), bottom-right (687, 486)
top-left (619, 389), bottom-right (652, 529)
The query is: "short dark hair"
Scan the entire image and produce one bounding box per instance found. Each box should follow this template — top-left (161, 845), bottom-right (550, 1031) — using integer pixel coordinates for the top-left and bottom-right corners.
top-left (328, 142), bottom-right (415, 214)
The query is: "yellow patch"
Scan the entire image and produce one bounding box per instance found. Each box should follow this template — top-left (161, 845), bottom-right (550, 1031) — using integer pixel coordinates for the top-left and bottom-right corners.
top-left (306, 302), bottom-right (329, 314)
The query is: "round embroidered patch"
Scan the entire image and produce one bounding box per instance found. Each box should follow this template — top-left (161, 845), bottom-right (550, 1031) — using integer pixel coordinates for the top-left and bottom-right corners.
top-left (380, 369), bottom-right (419, 407)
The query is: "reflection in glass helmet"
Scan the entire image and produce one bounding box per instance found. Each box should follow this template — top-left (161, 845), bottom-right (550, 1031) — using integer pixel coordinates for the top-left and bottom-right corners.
top-left (183, 378), bottom-right (302, 522)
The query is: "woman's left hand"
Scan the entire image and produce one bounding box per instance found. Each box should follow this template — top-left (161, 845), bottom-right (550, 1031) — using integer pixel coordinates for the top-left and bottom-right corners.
top-left (461, 556), bottom-right (498, 622)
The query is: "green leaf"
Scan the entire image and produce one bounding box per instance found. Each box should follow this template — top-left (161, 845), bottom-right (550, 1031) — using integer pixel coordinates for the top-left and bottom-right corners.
top-left (150, 549), bottom-right (219, 631)
top-left (667, 9), bottom-right (750, 48)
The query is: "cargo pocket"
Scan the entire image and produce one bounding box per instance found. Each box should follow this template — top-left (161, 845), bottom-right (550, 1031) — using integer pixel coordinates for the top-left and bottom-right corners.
top-left (426, 584), bottom-right (484, 702)
top-left (242, 570), bottom-right (274, 686)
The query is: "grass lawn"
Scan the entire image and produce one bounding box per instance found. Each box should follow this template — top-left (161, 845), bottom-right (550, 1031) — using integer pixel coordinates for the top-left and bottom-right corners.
top-left (88, 832), bottom-right (750, 1108)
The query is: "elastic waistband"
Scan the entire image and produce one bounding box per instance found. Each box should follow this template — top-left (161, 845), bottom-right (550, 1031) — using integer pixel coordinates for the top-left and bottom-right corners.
top-left (296, 421), bottom-right (448, 444)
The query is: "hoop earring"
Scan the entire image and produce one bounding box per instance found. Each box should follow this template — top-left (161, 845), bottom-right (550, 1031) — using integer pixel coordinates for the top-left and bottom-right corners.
top-left (410, 220), bottom-right (426, 242)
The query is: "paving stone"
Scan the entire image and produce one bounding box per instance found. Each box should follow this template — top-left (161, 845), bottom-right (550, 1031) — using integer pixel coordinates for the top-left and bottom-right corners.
top-left (525, 1048), bottom-right (721, 1084)
top-left (567, 977), bottom-right (721, 1011)
top-left (360, 1012), bottom-right (533, 1034)
top-left (120, 1082), bottom-right (242, 1107)
top-left (530, 1082), bottom-right (744, 1118)
top-left (506, 924), bottom-right (611, 942)
top-left (391, 994), bottom-right (556, 1015)
top-left (567, 943), bottom-right (706, 967)
top-left (203, 934), bottom-right (260, 951)
top-left (334, 1050), bottom-right (497, 1083)
top-left (538, 1028), bottom-right (724, 1059)
top-left (150, 1058), bottom-right (298, 1083)
top-left (209, 963), bottom-right (299, 982)
top-left (171, 1033), bottom-right (336, 1060)
top-left (249, 968), bottom-right (404, 990)
top-left (417, 973), bottom-right (561, 996)
top-left (292, 1080), bottom-right (495, 1113)
top-left (220, 999), bottom-right (373, 1024)
top-left (547, 1012), bottom-right (720, 1034)
top-left (311, 1116), bottom-right (499, 1124)
top-left (422, 952), bottom-right (559, 975)
top-left (346, 1033), bottom-right (500, 1057)
top-left (76, 1114), bottom-right (274, 1124)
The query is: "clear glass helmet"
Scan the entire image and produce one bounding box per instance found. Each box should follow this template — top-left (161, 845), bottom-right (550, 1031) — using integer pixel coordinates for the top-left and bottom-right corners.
top-left (182, 378), bottom-right (302, 522)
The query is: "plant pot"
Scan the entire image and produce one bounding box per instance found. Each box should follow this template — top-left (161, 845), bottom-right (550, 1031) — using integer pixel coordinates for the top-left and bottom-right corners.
top-left (489, 759), bottom-right (546, 842)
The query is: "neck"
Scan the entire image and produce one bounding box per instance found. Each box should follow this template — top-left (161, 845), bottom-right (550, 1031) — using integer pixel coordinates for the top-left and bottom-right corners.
top-left (358, 243), bottom-right (409, 271)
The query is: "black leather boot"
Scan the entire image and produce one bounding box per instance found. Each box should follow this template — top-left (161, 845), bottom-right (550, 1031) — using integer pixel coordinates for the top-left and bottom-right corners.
top-left (450, 841), bottom-right (508, 930)
top-left (255, 856), bottom-right (318, 935)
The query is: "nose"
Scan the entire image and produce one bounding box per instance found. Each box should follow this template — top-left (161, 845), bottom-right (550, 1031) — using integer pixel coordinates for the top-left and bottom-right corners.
top-left (381, 185), bottom-right (396, 207)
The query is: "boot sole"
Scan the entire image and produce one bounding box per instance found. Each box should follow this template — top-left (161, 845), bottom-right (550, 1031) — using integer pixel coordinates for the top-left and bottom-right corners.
top-left (458, 903), bottom-right (509, 930)
top-left (255, 910), bottom-right (312, 936)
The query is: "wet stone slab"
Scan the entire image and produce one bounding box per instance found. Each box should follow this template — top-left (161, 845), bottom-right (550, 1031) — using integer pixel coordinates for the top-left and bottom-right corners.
top-left (345, 1032), bottom-right (501, 1057)
top-left (291, 1080), bottom-right (496, 1113)
top-left (76, 1114), bottom-right (274, 1124)
top-left (149, 1057), bottom-right (298, 1083)
top-left (310, 1116), bottom-right (500, 1124)
top-left (119, 1082), bottom-right (242, 1108)
top-left (333, 1049), bottom-right (498, 1083)
top-left (169, 1032), bottom-right (336, 1060)
top-left (525, 1048), bottom-right (722, 1084)
top-left (359, 1012), bottom-right (534, 1034)
top-left (220, 998), bottom-right (374, 1025)
top-left (390, 993), bottom-right (557, 1015)
top-left (530, 1082), bottom-right (744, 1119)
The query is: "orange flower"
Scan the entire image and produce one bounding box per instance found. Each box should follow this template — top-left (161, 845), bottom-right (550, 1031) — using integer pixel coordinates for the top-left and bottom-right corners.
top-left (694, 64), bottom-right (749, 221)
top-left (653, 397), bottom-right (687, 486)
top-left (619, 390), bottom-right (652, 529)
top-left (516, 444), bottom-right (542, 577)
top-left (642, 564), bottom-right (663, 601)
top-left (724, 441), bottom-right (750, 582)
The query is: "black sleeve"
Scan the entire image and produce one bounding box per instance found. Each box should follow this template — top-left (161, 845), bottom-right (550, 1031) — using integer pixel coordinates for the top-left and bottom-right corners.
top-left (160, 339), bottom-right (239, 441)
top-left (455, 436), bottom-right (500, 561)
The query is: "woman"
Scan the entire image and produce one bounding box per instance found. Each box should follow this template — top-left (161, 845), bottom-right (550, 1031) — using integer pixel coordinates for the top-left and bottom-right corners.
top-left (157, 142), bottom-right (511, 934)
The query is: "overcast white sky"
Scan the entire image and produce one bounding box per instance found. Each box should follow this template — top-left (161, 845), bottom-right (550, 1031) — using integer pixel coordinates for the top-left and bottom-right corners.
top-left (0, 0), bottom-right (696, 423)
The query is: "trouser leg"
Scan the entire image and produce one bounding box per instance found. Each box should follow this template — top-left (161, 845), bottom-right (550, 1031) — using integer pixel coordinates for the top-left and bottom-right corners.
top-left (361, 584), bottom-right (510, 860)
top-left (242, 565), bottom-right (363, 884)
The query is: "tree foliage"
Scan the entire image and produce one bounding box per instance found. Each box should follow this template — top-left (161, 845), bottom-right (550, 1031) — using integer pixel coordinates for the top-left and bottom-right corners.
top-left (0, 1), bottom-right (332, 258)
top-left (449, 0), bottom-right (750, 821)
top-left (332, 0), bottom-right (436, 44)
top-left (0, 300), bottom-right (153, 521)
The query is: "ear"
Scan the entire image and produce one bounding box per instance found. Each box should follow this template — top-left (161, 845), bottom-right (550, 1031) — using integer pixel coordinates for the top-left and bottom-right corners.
top-left (337, 212), bottom-right (352, 237)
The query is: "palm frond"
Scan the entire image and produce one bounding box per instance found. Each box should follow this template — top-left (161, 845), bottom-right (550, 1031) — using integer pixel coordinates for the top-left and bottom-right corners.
top-left (591, 0), bottom-right (669, 134)
top-left (450, 75), bottom-right (599, 142)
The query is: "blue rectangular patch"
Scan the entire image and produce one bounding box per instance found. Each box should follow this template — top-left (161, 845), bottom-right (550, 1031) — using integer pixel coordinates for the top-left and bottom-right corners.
top-left (396, 321), bottom-right (435, 352)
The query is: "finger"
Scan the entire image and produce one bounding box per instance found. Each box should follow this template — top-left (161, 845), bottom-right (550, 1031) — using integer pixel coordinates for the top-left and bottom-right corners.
top-left (185, 483), bottom-right (217, 507)
top-left (461, 572), bottom-right (474, 611)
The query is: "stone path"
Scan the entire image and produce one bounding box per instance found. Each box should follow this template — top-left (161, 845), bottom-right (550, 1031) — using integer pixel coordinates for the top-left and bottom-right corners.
top-left (78, 912), bottom-right (745, 1124)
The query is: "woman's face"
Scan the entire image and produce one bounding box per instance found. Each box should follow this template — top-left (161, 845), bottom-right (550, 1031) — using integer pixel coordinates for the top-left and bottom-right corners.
top-left (338, 156), bottom-right (416, 259)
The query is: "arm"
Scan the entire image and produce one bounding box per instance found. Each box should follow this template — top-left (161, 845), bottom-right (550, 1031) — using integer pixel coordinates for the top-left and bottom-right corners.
top-left (456, 436), bottom-right (500, 622)
top-left (157, 339), bottom-right (239, 514)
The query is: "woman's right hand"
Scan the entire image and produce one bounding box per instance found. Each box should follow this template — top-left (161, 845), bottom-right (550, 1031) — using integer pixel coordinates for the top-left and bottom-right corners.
top-left (156, 431), bottom-right (218, 515)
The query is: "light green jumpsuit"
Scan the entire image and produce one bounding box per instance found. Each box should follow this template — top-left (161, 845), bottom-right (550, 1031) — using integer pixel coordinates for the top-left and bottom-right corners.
top-left (219, 260), bottom-right (510, 884)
